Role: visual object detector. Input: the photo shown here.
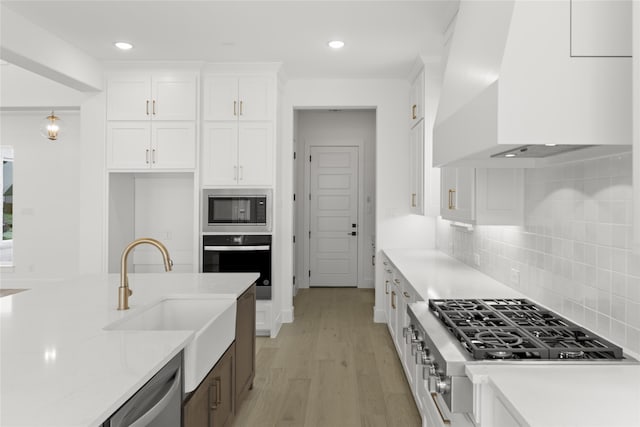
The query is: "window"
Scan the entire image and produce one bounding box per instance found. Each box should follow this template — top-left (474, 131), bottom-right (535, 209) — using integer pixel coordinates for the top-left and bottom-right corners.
top-left (1, 146), bottom-right (13, 266)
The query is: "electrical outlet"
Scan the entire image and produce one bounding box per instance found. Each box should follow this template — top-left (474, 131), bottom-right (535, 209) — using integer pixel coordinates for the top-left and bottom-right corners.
top-left (510, 268), bottom-right (520, 286)
top-left (474, 253), bottom-right (480, 266)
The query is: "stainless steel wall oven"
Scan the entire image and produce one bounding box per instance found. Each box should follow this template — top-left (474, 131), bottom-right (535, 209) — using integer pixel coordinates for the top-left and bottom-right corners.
top-left (202, 234), bottom-right (272, 300)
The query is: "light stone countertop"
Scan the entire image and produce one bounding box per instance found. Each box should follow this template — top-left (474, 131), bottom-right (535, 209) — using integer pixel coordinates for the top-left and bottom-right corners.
top-left (0, 272), bottom-right (258, 427)
top-left (382, 249), bottom-right (640, 427)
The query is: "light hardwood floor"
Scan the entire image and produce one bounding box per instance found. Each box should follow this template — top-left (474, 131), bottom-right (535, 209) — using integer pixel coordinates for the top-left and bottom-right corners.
top-left (232, 288), bottom-right (421, 427)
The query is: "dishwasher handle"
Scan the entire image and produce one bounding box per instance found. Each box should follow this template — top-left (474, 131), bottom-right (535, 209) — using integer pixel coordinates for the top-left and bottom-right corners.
top-left (129, 369), bottom-right (181, 427)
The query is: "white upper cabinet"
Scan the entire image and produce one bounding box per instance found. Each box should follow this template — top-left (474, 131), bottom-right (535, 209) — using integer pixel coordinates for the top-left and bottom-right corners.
top-left (201, 73), bottom-right (276, 186)
top-left (571, 0), bottom-right (632, 57)
top-left (105, 71), bottom-right (198, 170)
top-left (107, 72), bottom-right (197, 121)
top-left (441, 167), bottom-right (475, 223)
top-left (202, 122), bottom-right (273, 186)
top-left (409, 120), bottom-right (424, 215)
top-left (203, 76), bottom-right (273, 122)
top-left (409, 72), bottom-right (424, 126)
top-left (107, 121), bottom-right (196, 170)
top-left (408, 63), bottom-right (440, 216)
top-left (441, 167), bottom-right (523, 225)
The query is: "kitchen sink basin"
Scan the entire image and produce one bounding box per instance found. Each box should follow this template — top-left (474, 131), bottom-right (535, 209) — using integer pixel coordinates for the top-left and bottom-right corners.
top-left (105, 296), bottom-right (237, 392)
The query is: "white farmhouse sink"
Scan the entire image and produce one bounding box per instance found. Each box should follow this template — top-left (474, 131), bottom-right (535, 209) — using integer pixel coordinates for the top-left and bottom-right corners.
top-left (105, 296), bottom-right (237, 392)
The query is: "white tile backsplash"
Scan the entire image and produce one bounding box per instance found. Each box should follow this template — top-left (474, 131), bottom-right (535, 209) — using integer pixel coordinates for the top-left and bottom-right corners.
top-left (436, 152), bottom-right (640, 354)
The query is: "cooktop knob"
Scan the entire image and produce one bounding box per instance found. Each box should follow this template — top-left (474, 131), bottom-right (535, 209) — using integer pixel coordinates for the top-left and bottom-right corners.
top-left (435, 377), bottom-right (450, 394)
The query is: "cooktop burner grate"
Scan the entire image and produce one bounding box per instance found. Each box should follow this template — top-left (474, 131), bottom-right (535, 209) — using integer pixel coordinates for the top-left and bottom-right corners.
top-left (429, 298), bottom-right (624, 361)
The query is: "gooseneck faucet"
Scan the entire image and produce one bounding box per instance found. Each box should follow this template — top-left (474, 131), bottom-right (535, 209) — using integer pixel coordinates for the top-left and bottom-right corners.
top-left (118, 237), bottom-right (173, 310)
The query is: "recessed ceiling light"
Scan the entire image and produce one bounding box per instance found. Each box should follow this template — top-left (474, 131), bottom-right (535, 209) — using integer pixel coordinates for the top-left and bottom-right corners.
top-left (505, 153), bottom-right (517, 158)
top-left (328, 40), bottom-right (345, 49)
top-left (114, 41), bottom-right (133, 50)
top-left (544, 143), bottom-right (557, 147)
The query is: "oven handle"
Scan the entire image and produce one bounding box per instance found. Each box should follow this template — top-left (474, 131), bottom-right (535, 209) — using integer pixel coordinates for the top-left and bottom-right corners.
top-left (430, 393), bottom-right (452, 425)
top-left (204, 245), bottom-right (270, 251)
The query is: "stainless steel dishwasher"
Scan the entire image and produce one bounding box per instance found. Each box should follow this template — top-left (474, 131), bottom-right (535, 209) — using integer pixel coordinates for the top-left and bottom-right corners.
top-left (102, 352), bottom-right (183, 427)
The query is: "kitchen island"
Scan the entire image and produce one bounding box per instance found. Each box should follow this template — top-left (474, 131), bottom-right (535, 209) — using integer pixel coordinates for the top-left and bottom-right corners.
top-left (382, 249), bottom-right (640, 427)
top-left (0, 272), bottom-right (258, 427)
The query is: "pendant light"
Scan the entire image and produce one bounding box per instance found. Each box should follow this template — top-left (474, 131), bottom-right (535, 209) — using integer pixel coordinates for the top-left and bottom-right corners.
top-left (40, 111), bottom-right (62, 141)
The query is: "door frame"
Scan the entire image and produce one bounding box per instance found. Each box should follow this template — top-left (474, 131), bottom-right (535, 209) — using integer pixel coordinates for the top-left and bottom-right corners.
top-left (302, 141), bottom-right (365, 288)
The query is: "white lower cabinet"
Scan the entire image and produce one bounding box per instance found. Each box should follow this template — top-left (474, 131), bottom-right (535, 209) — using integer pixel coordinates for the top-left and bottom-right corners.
top-left (382, 260), bottom-right (395, 338)
top-left (382, 253), bottom-right (476, 427)
top-left (470, 378), bottom-right (526, 427)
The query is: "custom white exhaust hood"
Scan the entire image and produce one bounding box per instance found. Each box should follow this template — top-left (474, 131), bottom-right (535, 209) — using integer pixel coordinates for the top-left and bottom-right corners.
top-left (433, 0), bottom-right (632, 167)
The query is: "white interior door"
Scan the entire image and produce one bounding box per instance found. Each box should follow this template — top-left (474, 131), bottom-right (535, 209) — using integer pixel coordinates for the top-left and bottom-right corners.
top-left (308, 146), bottom-right (358, 287)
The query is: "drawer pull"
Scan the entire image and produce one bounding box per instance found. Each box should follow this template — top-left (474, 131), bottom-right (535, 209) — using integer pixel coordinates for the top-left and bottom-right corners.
top-left (403, 291), bottom-right (410, 298)
top-left (391, 291), bottom-right (396, 309)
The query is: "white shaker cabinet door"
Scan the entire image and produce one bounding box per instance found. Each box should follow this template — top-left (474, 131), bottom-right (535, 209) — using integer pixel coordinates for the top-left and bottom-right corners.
top-left (409, 120), bottom-right (425, 214)
top-left (441, 167), bottom-right (475, 223)
top-left (151, 122), bottom-right (196, 169)
top-left (107, 75), bottom-right (151, 121)
top-left (202, 123), bottom-right (239, 186)
top-left (203, 77), bottom-right (239, 121)
top-left (237, 123), bottom-right (273, 186)
top-left (238, 77), bottom-right (273, 121)
top-left (107, 122), bottom-right (151, 169)
top-left (151, 74), bottom-right (197, 121)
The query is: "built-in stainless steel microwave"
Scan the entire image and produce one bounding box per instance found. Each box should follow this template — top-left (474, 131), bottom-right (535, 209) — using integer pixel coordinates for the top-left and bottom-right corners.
top-left (202, 189), bottom-right (272, 232)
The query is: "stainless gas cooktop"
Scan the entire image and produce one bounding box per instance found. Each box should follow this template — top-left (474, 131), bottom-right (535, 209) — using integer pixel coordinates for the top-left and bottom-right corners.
top-left (429, 298), bottom-right (623, 361)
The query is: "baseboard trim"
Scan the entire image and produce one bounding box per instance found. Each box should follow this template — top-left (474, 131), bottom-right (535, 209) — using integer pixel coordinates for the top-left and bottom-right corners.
top-left (373, 306), bottom-right (387, 323)
top-left (281, 306), bottom-right (294, 323)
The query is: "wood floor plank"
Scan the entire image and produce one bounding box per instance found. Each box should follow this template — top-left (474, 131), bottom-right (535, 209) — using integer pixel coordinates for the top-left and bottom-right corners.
top-left (274, 378), bottom-right (312, 426)
top-left (231, 288), bottom-right (421, 427)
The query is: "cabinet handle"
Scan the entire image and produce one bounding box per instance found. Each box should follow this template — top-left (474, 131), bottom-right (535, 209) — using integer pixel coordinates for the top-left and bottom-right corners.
top-left (145, 149), bottom-right (150, 164)
top-left (391, 290), bottom-right (396, 309)
top-left (152, 149), bottom-right (156, 164)
top-left (145, 100), bottom-right (149, 115)
top-left (215, 377), bottom-right (222, 406)
top-left (239, 165), bottom-right (243, 181)
top-left (233, 101), bottom-right (237, 116)
top-left (412, 104), bottom-right (417, 120)
top-left (394, 278), bottom-right (400, 284)
top-left (431, 393), bottom-right (452, 424)
top-left (411, 193), bottom-right (416, 207)
top-left (233, 166), bottom-right (238, 181)
top-left (152, 100), bottom-right (156, 115)
top-left (385, 280), bottom-right (389, 295)
top-left (448, 189), bottom-right (457, 210)
top-left (240, 100), bottom-right (243, 116)
top-left (403, 291), bottom-right (410, 298)
top-left (209, 382), bottom-right (218, 410)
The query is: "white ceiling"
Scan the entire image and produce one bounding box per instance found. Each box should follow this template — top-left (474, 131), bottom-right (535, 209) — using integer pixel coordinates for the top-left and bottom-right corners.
top-left (2, 0), bottom-right (458, 79)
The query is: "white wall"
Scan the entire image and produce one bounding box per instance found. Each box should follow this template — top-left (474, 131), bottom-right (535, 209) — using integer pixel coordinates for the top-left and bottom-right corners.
top-left (279, 79), bottom-right (436, 325)
top-left (437, 152), bottom-right (640, 356)
top-left (295, 110), bottom-right (376, 289)
top-left (0, 112), bottom-right (82, 277)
